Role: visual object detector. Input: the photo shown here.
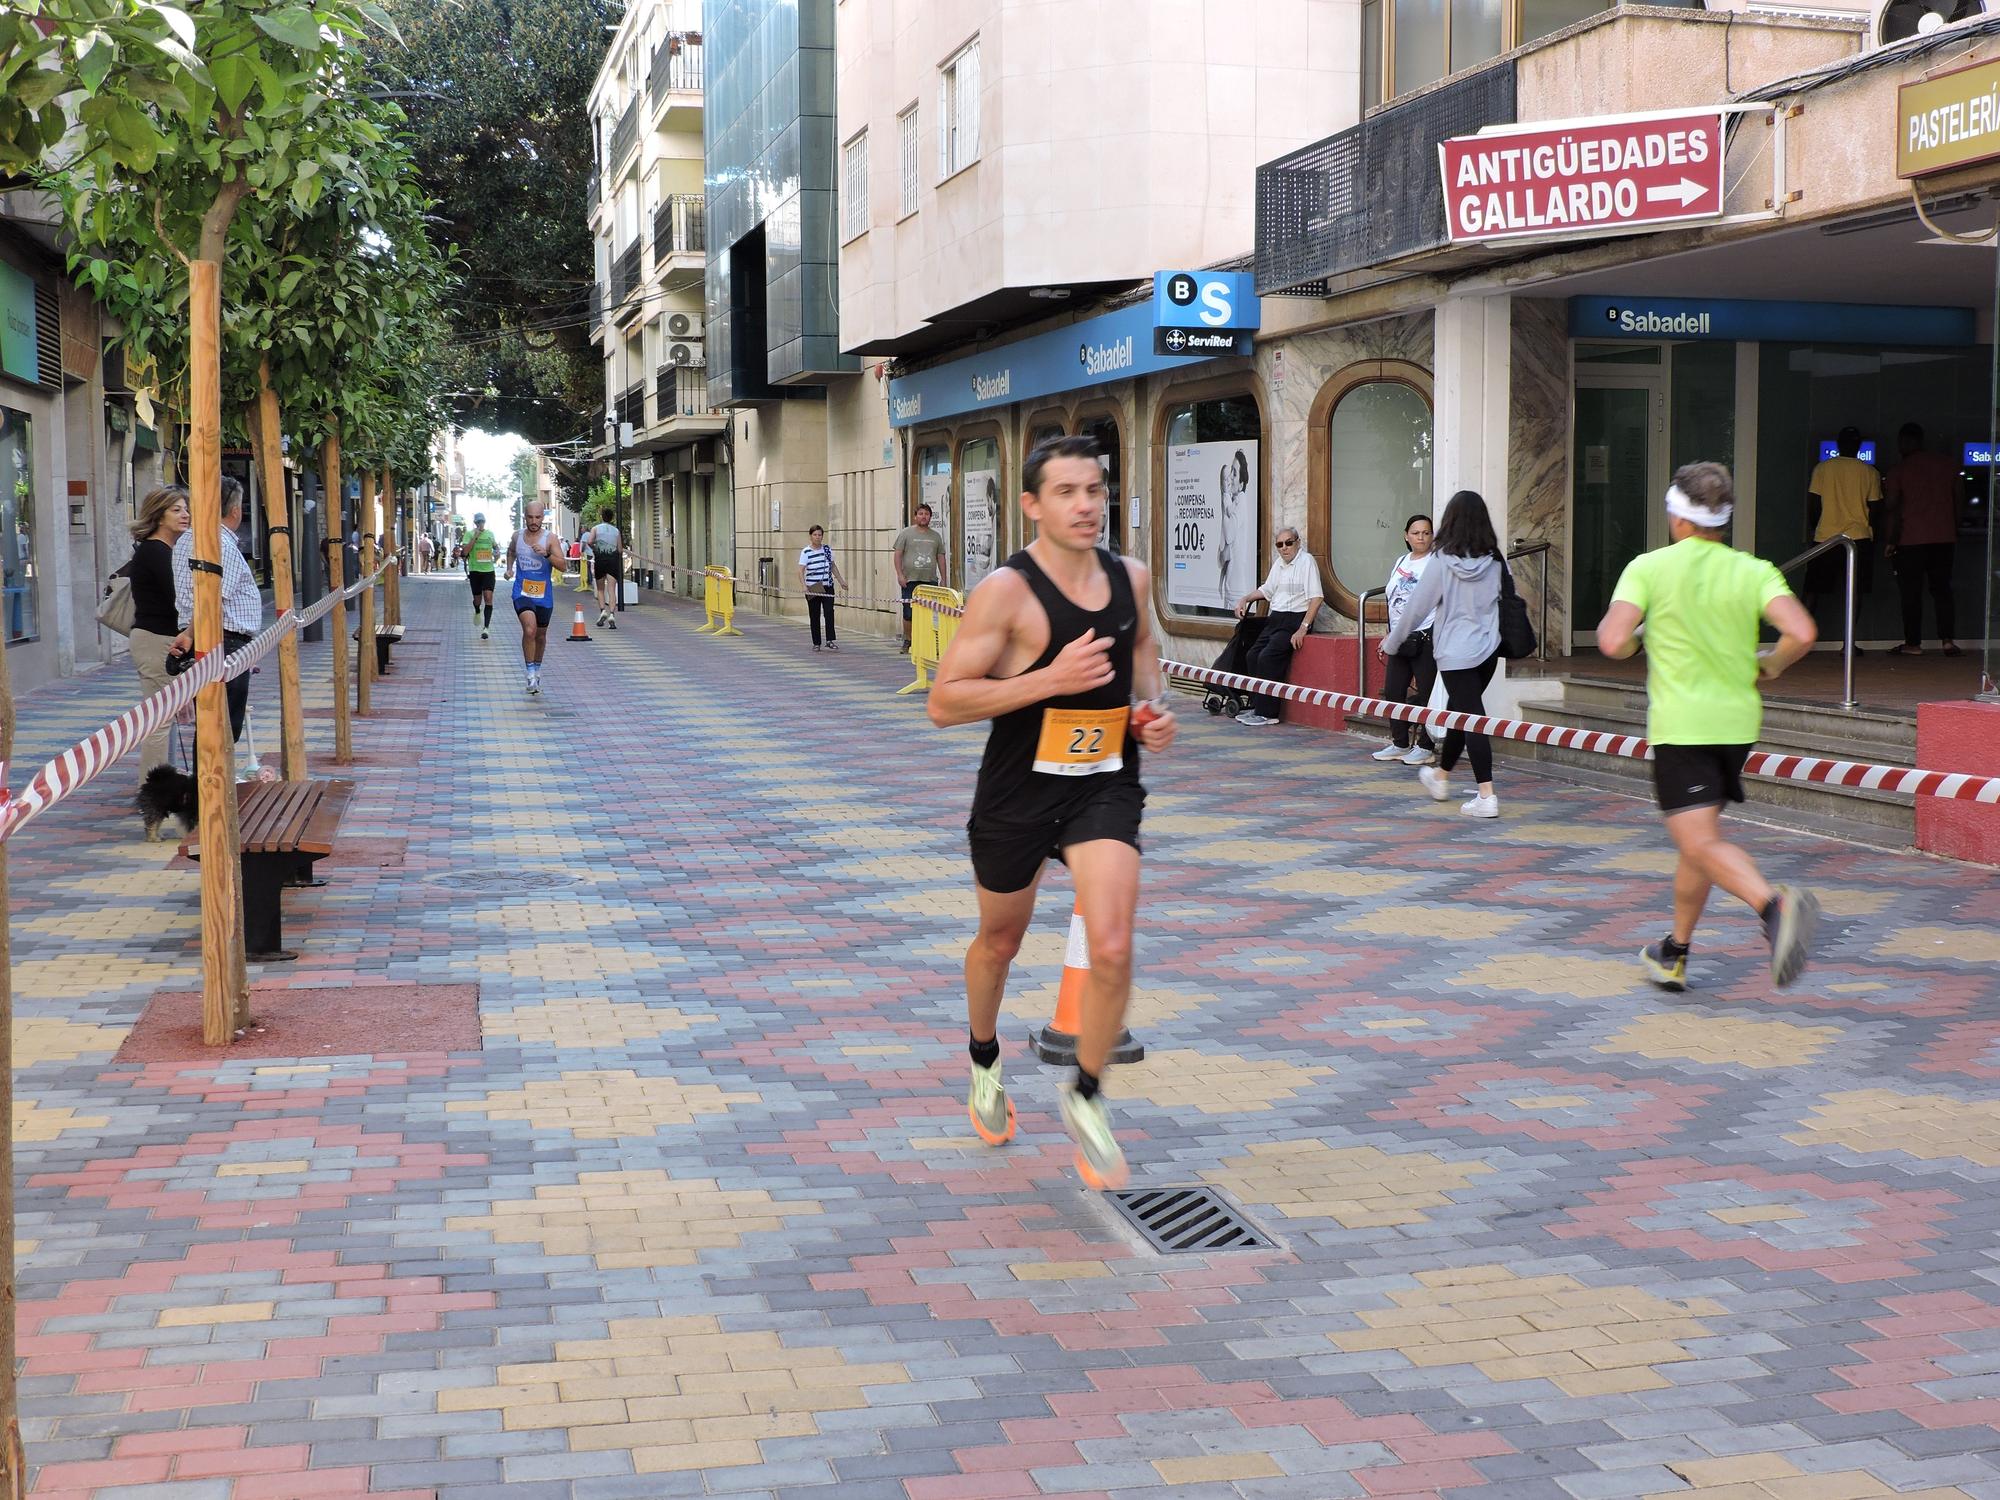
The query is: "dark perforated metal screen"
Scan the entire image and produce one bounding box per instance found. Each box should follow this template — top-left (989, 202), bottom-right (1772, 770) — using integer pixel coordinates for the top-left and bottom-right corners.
top-left (1255, 65), bottom-right (1517, 295)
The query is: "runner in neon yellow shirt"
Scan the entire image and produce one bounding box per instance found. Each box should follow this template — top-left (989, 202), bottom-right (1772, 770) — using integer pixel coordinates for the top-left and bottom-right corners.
top-left (1597, 462), bottom-right (1821, 992)
top-left (464, 514), bottom-right (499, 637)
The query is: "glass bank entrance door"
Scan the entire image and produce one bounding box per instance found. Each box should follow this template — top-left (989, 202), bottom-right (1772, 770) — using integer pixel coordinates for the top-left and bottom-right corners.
top-left (1573, 358), bottom-right (1667, 647)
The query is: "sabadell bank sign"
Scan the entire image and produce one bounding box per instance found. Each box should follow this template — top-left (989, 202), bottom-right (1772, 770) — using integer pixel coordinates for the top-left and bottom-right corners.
top-left (885, 275), bottom-right (1257, 430)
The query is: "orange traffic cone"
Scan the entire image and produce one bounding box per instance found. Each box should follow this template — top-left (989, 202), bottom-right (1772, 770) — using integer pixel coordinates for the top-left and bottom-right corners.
top-left (564, 606), bottom-right (592, 643)
top-left (1031, 899), bottom-right (1145, 1066)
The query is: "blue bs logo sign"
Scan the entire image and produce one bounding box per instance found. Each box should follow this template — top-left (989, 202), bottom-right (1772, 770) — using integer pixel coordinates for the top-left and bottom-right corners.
top-left (1152, 271), bottom-right (1259, 357)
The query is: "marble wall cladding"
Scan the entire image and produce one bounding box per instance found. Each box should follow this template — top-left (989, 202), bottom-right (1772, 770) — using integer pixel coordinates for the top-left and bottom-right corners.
top-left (1508, 297), bottom-right (1571, 652)
top-left (1262, 313), bottom-right (1433, 550)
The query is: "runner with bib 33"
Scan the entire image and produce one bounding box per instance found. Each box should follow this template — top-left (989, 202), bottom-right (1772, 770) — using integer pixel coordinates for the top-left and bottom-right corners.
top-left (928, 435), bottom-right (1176, 1190)
top-left (504, 502), bottom-right (563, 696)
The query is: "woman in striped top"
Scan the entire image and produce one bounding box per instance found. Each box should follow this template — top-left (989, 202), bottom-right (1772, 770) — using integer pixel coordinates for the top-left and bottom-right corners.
top-left (797, 525), bottom-right (849, 651)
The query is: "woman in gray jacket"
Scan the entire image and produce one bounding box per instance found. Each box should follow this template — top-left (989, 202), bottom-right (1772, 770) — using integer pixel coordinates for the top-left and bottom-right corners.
top-left (1380, 489), bottom-right (1503, 818)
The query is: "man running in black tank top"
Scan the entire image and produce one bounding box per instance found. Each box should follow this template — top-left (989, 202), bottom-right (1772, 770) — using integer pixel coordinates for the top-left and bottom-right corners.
top-left (929, 435), bottom-right (1177, 1189)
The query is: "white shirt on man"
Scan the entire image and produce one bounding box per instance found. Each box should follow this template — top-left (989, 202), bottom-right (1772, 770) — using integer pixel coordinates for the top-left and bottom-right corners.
top-left (172, 527), bottom-right (263, 636)
top-left (1256, 550), bottom-right (1323, 614)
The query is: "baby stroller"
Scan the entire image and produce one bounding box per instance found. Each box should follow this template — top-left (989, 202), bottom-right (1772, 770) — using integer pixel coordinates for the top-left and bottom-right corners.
top-left (1201, 607), bottom-right (1269, 719)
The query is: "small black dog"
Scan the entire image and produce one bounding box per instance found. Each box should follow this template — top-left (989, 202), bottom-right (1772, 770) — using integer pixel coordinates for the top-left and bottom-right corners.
top-left (134, 765), bottom-right (198, 842)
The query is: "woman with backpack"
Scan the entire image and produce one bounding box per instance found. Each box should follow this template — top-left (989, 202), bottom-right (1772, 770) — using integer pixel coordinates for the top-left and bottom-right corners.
top-left (1380, 489), bottom-right (1504, 820)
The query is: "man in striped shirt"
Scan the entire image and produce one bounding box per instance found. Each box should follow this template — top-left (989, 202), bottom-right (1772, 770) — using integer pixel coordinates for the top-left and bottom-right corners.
top-left (797, 525), bottom-right (847, 651)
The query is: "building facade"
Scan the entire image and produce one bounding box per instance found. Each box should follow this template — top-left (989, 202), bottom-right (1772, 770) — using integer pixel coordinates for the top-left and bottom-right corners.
top-left (837, 0), bottom-right (1357, 655)
top-left (590, 0), bottom-right (728, 596)
top-left (0, 195), bottom-right (175, 697)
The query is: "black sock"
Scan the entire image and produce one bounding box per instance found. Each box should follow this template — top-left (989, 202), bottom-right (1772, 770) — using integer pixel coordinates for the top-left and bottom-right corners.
top-left (1073, 1066), bottom-right (1101, 1102)
top-left (1660, 935), bottom-right (1690, 959)
top-left (968, 1034), bottom-right (1000, 1070)
top-left (483, 605), bottom-right (493, 627)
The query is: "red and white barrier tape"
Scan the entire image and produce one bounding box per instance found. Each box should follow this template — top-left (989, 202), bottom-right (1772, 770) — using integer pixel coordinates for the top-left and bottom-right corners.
top-left (1162, 657), bottom-right (2000, 805)
top-left (0, 564), bottom-right (390, 844)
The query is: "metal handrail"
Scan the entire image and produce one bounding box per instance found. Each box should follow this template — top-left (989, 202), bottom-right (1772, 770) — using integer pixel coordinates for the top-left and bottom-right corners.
top-left (1354, 539), bottom-right (1553, 700)
top-left (1777, 534), bottom-right (1858, 709)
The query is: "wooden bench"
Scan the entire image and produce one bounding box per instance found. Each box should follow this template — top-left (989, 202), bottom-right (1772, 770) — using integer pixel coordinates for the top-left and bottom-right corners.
top-left (236, 778), bottom-right (354, 961)
top-left (355, 625), bottom-right (404, 675)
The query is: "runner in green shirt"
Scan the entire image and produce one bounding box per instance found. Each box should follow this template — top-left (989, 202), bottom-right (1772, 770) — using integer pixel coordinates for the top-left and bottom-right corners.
top-left (464, 514), bottom-right (499, 638)
top-left (1596, 462), bottom-right (1821, 991)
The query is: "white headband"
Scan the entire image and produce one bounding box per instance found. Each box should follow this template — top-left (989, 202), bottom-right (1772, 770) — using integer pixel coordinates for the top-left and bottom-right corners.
top-left (1664, 483), bottom-right (1732, 529)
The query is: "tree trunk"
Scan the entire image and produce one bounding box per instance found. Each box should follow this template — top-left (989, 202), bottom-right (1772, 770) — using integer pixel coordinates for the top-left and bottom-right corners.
top-left (357, 472), bottom-right (376, 716)
top-left (321, 428), bottom-right (352, 766)
top-left (188, 259), bottom-right (247, 1046)
top-left (381, 468), bottom-right (400, 629)
top-left (252, 362), bottom-right (306, 781)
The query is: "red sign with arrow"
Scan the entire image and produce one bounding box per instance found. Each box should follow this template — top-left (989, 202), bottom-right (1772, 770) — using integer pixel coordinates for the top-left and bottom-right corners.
top-left (1439, 111), bottom-right (1727, 245)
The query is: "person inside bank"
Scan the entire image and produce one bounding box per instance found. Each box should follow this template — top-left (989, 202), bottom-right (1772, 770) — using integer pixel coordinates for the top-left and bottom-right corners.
top-left (1883, 422), bottom-right (1966, 658)
top-left (1804, 426), bottom-right (1880, 655)
top-left (1231, 526), bottom-right (1322, 727)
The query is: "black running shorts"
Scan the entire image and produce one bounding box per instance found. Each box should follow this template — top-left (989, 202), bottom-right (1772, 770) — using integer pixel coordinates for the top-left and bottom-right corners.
top-left (966, 781), bottom-right (1146, 895)
top-left (1653, 743), bottom-right (1751, 814)
top-left (594, 552), bottom-right (623, 584)
top-left (517, 603), bottom-right (553, 629)
top-left (468, 570), bottom-right (495, 598)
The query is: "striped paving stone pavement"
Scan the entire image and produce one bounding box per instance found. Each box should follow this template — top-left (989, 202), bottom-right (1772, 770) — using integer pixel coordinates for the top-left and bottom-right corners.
top-left (5, 570), bottom-right (2000, 1499)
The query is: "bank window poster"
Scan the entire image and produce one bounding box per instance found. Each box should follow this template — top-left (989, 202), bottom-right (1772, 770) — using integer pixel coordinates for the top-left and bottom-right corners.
top-left (963, 468), bottom-right (999, 590)
top-left (920, 468), bottom-right (951, 577)
top-left (1166, 440), bottom-right (1258, 611)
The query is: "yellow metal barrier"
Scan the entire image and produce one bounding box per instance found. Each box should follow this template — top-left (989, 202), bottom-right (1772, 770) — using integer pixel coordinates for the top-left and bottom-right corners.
top-left (898, 585), bottom-right (962, 695)
top-left (696, 566), bottom-right (743, 637)
top-left (574, 548), bottom-right (591, 592)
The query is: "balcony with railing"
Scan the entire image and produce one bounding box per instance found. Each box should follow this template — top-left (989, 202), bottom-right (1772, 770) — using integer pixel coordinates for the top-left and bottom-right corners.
top-left (610, 95), bottom-right (641, 174)
top-left (656, 364), bottom-right (718, 424)
top-left (651, 194), bottom-right (705, 265)
top-left (610, 241), bottom-right (643, 319)
top-left (649, 32), bottom-right (704, 113)
top-left (615, 383), bottom-right (645, 433)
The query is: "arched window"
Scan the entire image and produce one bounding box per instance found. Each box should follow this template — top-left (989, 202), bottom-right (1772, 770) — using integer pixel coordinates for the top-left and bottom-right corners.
top-left (1309, 364), bottom-right (1433, 618)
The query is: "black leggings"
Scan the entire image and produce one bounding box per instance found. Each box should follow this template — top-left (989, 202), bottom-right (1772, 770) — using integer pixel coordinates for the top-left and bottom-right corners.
top-left (1439, 654), bottom-right (1498, 783)
top-left (1381, 636), bottom-right (1437, 749)
top-left (807, 592), bottom-right (836, 645)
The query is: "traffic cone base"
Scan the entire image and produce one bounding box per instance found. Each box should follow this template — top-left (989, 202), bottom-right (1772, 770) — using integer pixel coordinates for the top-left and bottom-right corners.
top-left (1030, 901), bottom-right (1144, 1066)
top-left (564, 606), bottom-right (592, 642)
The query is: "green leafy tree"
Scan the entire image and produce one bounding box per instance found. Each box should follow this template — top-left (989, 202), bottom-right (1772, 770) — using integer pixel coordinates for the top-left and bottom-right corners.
top-left (367, 0), bottom-right (613, 441)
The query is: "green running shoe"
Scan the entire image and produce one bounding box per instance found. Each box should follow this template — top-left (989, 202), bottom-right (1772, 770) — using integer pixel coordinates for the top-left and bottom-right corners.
top-left (1641, 938), bottom-right (1687, 992)
top-left (967, 1059), bottom-right (1015, 1145)
top-left (1765, 886), bottom-right (1819, 990)
top-left (1057, 1082), bottom-right (1127, 1190)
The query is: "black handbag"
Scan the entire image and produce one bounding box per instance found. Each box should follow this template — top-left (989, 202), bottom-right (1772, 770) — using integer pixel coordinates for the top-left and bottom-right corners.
top-left (1497, 563), bottom-right (1537, 660)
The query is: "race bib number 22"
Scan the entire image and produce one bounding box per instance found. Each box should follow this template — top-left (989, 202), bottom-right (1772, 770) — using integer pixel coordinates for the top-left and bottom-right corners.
top-left (1033, 707), bottom-right (1129, 777)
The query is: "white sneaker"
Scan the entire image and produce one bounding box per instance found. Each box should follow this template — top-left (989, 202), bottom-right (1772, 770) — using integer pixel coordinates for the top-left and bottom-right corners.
top-left (1401, 745), bottom-right (1433, 766)
top-left (1461, 793), bottom-right (1499, 819)
top-left (1236, 711), bottom-right (1275, 726)
top-left (1372, 743), bottom-right (1406, 761)
top-left (1418, 766), bottom-right (1451, 801)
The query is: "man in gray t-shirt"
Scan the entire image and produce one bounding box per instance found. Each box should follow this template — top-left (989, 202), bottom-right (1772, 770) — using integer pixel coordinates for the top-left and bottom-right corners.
top-left (892, 503), bottom-right (949, 651)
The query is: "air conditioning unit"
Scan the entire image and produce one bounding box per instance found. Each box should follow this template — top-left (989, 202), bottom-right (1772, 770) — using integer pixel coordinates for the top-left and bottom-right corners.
top-left (1865, 0), bottom-right (1992, 47)
top-left (667, 340), bottom-right (705, 367)
top-left (666, 311), bottom-right (703, 339)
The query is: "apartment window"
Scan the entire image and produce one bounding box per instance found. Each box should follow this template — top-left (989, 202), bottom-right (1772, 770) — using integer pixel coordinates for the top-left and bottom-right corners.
top-left (897, 104), bottom-right (920, 218)
top-left (939, 40), bottom-right (980, 179)
top-left (841, 130), bottom-right (869, 242)
top-left (1372, 0), bottom-right (1622, 103)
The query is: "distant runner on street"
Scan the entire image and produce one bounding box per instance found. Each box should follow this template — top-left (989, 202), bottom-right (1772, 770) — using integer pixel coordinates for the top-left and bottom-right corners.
top-left (504, 502), bottom-right (563, 696)
top-left (928, 435), bottom-right (1176, 1190)
top-left (465, 513), bottom-right (499, 638)
top-left (1596, 462), bottom-right (1821, 991)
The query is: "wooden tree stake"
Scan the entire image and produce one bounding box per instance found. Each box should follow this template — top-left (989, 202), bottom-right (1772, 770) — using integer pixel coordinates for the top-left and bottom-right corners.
top-left (189, 259), bottom-right (248, 1046)
top-left (252, 361), bottom-right (307, 780)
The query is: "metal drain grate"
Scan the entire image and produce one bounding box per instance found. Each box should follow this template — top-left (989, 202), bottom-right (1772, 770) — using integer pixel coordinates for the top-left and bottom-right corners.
top-left (1106, 1186), bottom-right (1274, 1253)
